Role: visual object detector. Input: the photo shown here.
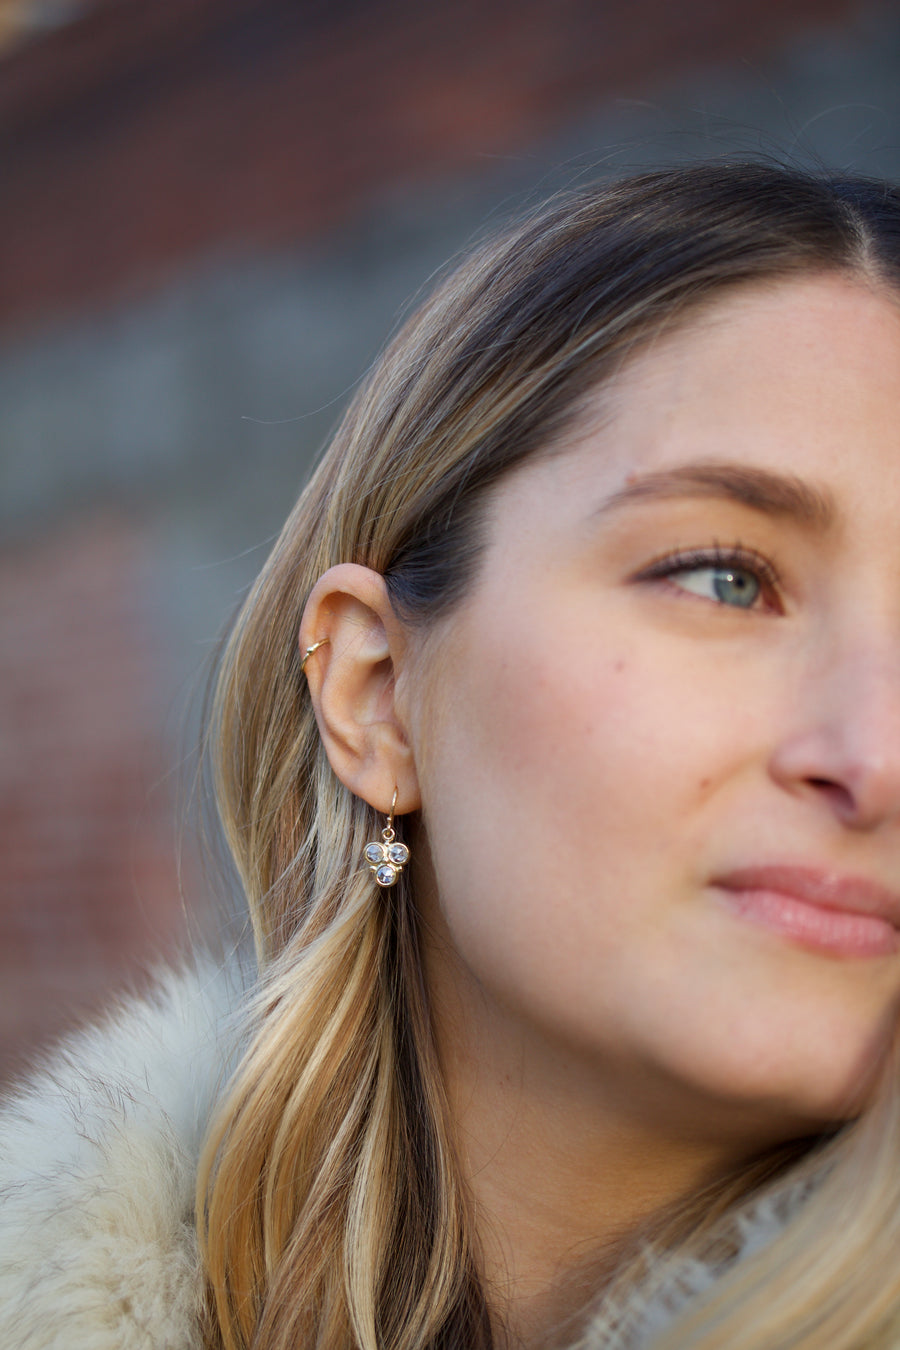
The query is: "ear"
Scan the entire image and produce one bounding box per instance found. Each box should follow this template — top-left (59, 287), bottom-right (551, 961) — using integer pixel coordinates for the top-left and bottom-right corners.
top-left (299, 563), bottom-right (421, 816)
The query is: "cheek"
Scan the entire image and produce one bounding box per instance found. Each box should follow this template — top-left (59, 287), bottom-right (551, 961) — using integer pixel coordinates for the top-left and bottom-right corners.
top-left (443, 637), bottom-right (714, 858)
top-left (418, 632), bottom-right (715, 1006)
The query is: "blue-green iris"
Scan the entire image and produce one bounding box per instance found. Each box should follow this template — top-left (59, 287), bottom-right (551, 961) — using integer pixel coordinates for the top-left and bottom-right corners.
top-left (712, 568), bottom-right (759, 608)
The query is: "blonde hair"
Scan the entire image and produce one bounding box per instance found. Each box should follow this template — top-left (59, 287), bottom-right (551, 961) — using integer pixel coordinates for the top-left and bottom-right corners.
top-left (197, 164), bottom-right (900, 1350)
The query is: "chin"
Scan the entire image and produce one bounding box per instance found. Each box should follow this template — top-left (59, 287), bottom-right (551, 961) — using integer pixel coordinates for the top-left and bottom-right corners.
top-left (652, 1010), bottom-right (894, 1149)
top-left (711, 1040), bottom-right (889, 1142)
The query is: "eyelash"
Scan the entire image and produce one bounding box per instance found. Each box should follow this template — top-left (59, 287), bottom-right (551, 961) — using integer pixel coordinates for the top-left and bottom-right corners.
top-left (634, 543), bottom-right (783, 611)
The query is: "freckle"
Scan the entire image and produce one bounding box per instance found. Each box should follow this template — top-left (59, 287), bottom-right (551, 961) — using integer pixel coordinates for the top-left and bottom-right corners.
top-left (699, 777), bottom-right (710, 790)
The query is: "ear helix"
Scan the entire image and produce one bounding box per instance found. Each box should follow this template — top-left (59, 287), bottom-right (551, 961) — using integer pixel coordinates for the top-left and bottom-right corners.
top-left (301, 640), bottom-right (410, 888)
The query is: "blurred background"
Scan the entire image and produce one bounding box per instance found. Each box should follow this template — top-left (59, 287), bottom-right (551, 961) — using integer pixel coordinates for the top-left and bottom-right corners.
top-left (2, 0), bottom-right (899, 1079)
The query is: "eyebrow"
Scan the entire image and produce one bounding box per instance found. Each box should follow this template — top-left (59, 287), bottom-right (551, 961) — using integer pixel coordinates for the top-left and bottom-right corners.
top-left (595, 461), bottom-right (836, 531)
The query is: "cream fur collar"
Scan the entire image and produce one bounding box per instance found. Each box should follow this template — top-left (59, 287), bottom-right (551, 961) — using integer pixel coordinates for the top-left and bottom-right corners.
top-left (0, 959), bottom-right (246, 1350)
top-left (0, 956), bottom-right (795, 1350)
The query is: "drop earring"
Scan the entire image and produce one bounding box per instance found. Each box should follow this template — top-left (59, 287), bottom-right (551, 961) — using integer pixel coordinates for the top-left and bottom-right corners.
top-left (363, 788), bottom-right (410, 887)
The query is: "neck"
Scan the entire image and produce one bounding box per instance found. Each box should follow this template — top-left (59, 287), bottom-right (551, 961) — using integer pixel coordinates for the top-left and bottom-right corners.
top-left (454, 1066), bottom-right (741, 1346)
top-left (427, 977), bottom-right (776, 1348)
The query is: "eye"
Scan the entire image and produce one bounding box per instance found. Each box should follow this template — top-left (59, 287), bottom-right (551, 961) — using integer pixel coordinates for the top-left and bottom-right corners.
top-left (635, 546), bottom-right (782, 613)
top-left (673, 564), bottom-right (760, 608)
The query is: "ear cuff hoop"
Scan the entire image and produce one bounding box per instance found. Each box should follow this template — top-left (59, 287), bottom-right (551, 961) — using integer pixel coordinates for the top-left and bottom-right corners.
top-left (300, 637), bottom-right (329, 673)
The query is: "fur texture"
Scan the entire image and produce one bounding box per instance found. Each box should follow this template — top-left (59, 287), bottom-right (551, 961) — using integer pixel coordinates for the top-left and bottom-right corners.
top-left (0, 958), bottom-right (790, 1350)
top-left (0, 959), bottom-right (247, 1350)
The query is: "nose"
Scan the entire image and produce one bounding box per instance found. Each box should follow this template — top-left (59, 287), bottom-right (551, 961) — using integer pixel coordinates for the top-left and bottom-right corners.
top-left (769, 637), bottom-right (900, 831)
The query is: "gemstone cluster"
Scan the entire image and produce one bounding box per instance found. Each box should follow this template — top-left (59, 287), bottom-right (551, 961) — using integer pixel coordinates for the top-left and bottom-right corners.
top-left (364, 838), bottom-right (410, 887)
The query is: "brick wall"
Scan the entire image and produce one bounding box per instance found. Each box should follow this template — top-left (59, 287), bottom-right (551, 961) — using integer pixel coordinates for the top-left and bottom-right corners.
top-left (0, 513), bottom-right (200, 1076)
top-left (0, 0), bottom-right (864, 329)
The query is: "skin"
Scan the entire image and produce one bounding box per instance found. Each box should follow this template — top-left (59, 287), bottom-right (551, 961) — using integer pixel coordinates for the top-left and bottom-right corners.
top-left (302, 273), bottom-right (900, 1345)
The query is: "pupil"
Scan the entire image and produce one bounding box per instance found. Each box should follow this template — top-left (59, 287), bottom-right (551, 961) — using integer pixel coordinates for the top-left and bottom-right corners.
top-left (713, 568), bottom-right (759, 608)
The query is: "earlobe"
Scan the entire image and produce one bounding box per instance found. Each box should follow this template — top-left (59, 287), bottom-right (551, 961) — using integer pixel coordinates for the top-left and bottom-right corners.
top-left (299, 564), bottom-right (421, 816)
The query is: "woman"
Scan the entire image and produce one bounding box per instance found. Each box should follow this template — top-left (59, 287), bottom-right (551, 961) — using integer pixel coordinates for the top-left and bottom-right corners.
top-left (4, 161), bottom-right (900, 1350)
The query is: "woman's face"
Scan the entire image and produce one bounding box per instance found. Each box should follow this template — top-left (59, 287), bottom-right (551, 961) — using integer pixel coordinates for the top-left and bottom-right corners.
top-left (408, 272), bottom-right (900, 1145)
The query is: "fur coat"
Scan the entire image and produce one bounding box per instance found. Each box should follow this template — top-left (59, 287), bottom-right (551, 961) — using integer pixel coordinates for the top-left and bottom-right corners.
top-left (0, 959), bottom-right (246, 1350)
top-left (0, 959), bottom-right (791, 1350)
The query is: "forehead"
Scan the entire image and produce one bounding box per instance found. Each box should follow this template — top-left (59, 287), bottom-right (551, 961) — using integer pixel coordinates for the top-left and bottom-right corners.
top-left (489, 272), bottom-right (900, 538)
top-left (606, 273), bottom-right (899, 462)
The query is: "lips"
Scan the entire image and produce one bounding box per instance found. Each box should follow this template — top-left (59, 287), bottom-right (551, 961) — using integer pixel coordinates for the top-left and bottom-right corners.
top-left (712, 865), bottom-right (900, 958)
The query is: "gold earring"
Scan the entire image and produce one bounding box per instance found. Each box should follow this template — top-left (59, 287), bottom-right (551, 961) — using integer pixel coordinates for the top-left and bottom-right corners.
top-left (363, 788), bottom-right (410, 887)
top-left (300, 637), bottom-right (329, 674)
